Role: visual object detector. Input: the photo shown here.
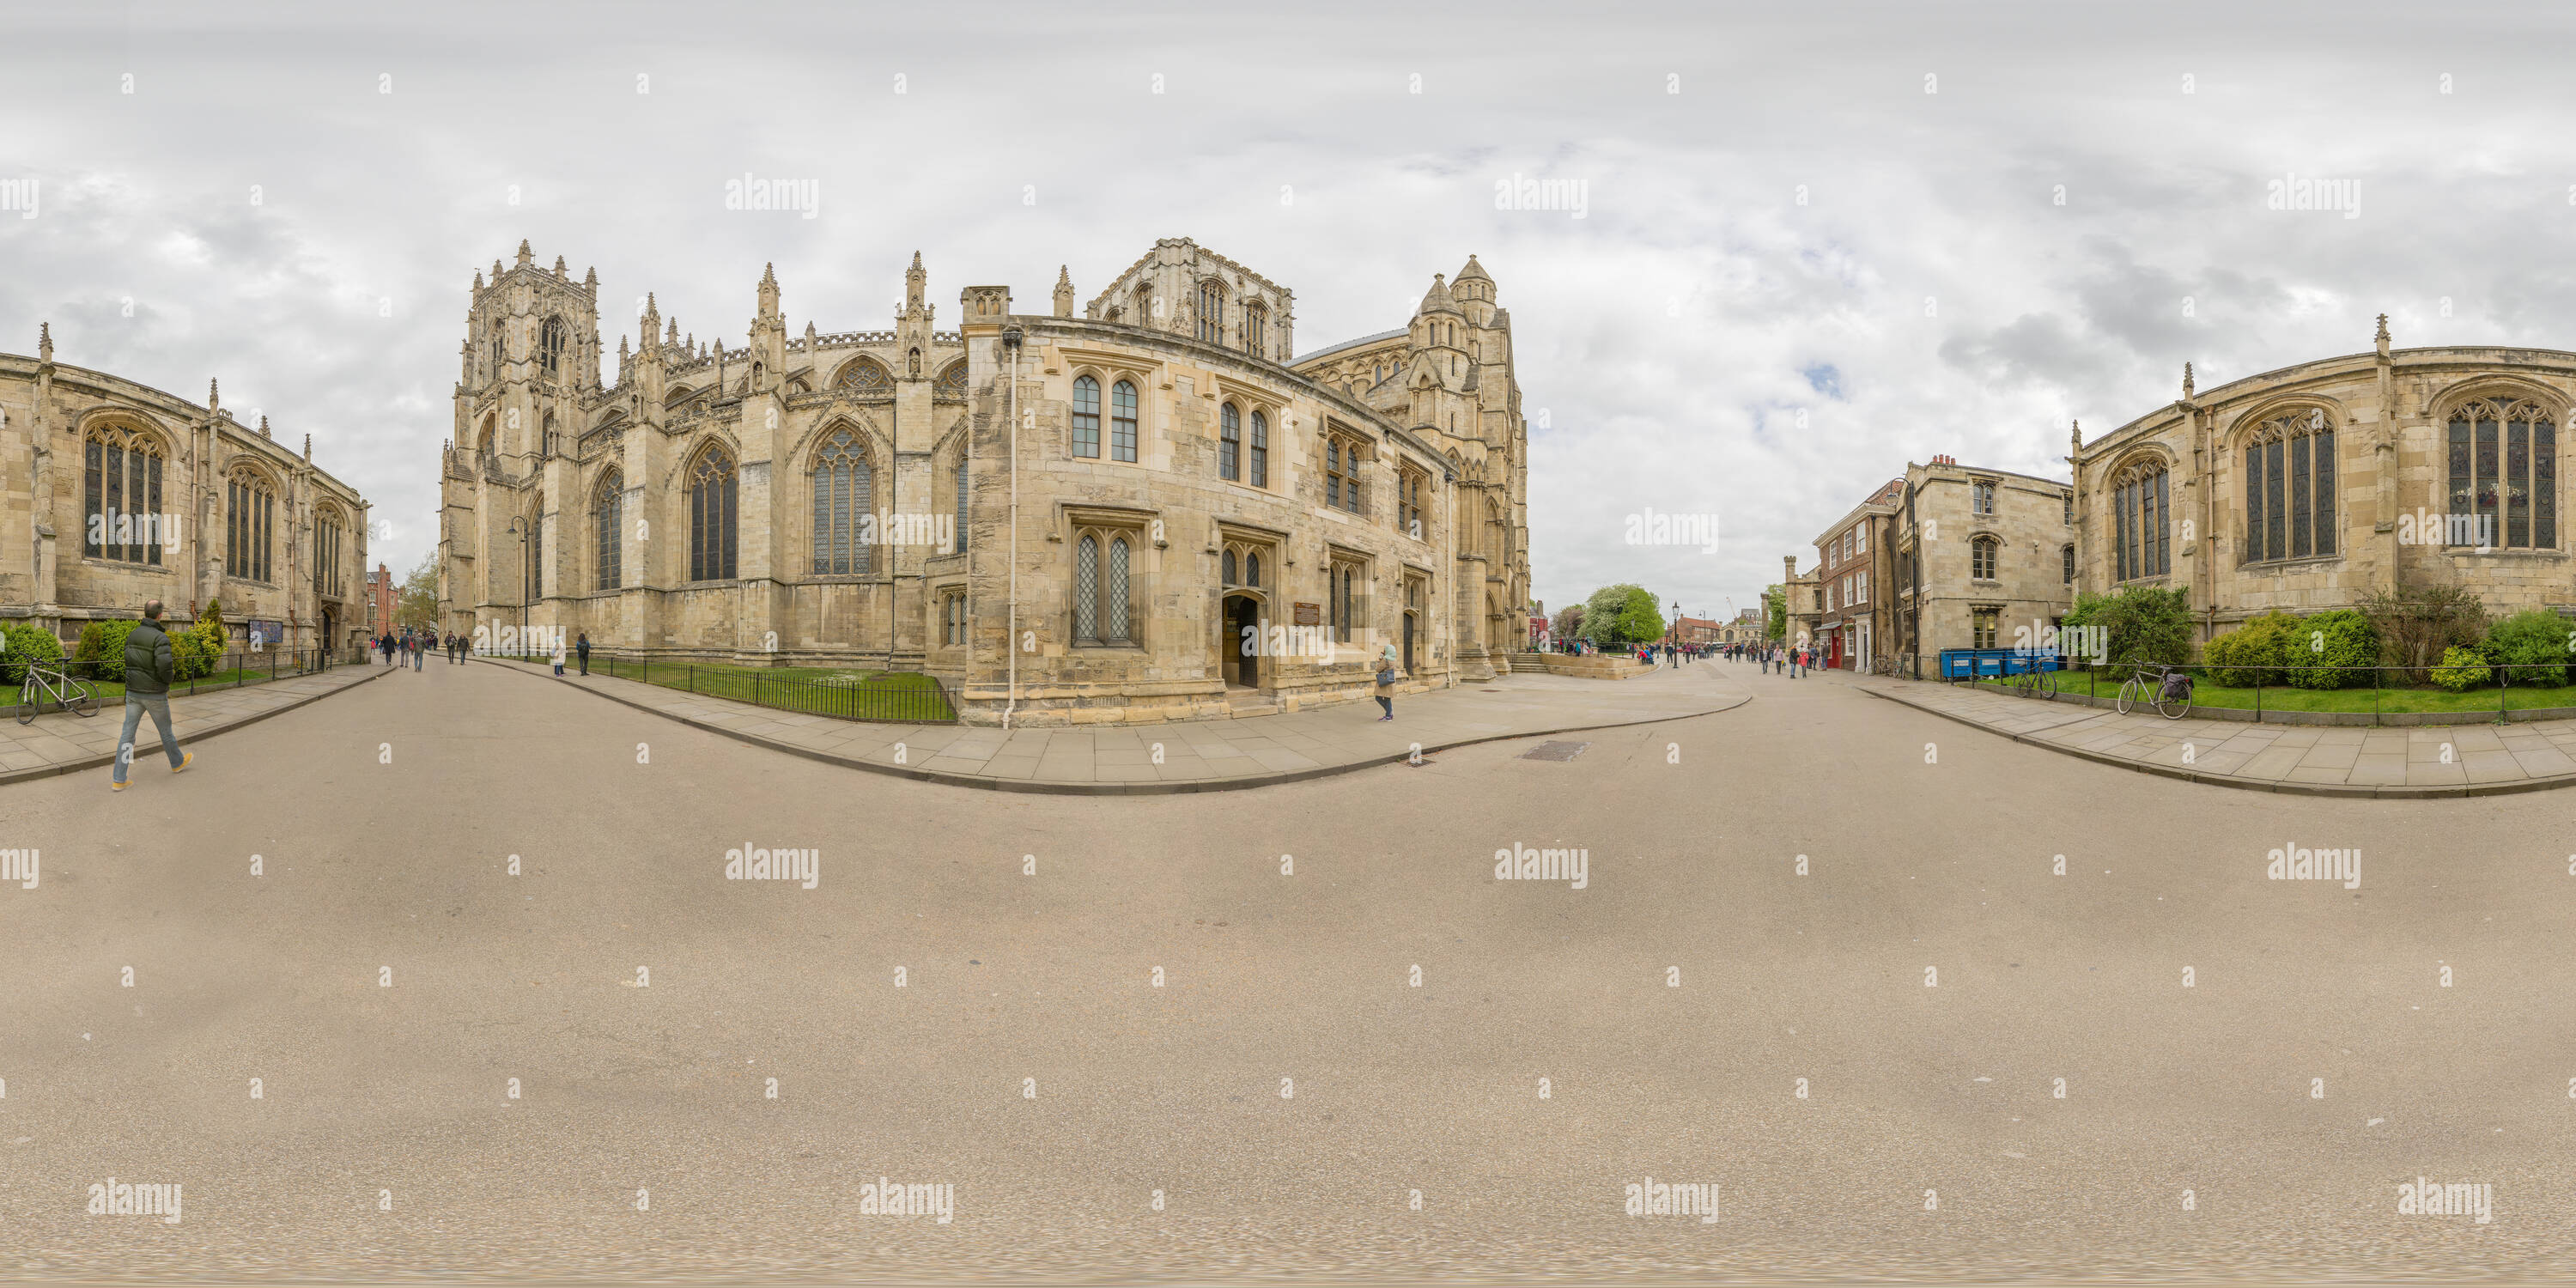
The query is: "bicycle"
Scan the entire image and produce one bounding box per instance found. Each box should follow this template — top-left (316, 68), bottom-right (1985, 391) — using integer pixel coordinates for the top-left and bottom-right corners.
top-left (16, 661), bottom-right (100, 725)
top-left (2010, 661), bottom-right (2060, 700)
top-left (2115, 663), bottom-right (2194, 720)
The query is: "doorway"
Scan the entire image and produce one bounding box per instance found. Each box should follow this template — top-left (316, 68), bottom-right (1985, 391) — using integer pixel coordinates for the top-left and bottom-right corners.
top-left (1222, 593), bottom-right (1261, 689)
top-left (1401, 611), bottom-right (1417, 674)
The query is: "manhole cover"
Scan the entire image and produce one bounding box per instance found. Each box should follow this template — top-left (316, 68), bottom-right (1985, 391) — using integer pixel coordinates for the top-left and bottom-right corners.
top-left (1520, 740), bottom-right (1589, 762)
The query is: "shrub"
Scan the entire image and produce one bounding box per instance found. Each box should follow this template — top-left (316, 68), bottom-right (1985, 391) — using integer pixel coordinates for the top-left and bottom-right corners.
top-left (2202, 612), bottom-right (2300, 688)
top-left (2483, 609), bottom-right (2575, 686)
top-left (2431, 645), bottom-right (2492, 692)
top-left (76, 618), bottom-right (141, 680)
top-left (0, 622), bottom-right (64, 686)
top-left (173, 599), bottom-right (227, 681)
top-left (2062, 586), bottom-right (2193, 672)
top-left (2360, 583), bottom-right (2487, 683)
top-left (2287, 609), bottom-right (2382, 690)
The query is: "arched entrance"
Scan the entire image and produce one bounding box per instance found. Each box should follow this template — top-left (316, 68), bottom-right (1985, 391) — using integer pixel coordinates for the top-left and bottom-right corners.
top-left (320, 611), bottom-right (334, 659)
top-left (1222, 593), bottom-right (1262, 689)
top-left (1402, 611), bottom-right (1417, 673)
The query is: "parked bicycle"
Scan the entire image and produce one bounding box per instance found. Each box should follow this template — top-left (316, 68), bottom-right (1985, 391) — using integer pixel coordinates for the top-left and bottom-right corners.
top-left (2115, 663), bottom-right (2194, 720)
top-left (16, 661), bottom-right (100, 725)
top-left (2011, 663), bottom-right (2059, 699)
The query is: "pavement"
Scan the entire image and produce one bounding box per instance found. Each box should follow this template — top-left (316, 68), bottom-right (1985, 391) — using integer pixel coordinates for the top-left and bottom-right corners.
top-left (471, 653), bottom-right (1749, 793)
top-left (0, 660), bottom-right (387, 786)
top-left (8, 653), bottom-right (2575, 1280)
top-left (1856, 671), bottom-right (2576, 797)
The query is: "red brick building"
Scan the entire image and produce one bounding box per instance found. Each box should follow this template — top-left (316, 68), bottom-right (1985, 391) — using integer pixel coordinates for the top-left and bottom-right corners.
top-left (364, 562), bottom-right (395, 639)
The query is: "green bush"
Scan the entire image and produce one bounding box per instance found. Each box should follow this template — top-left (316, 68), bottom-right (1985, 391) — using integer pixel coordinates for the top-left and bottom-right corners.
top-left (0, 622), bottom-right (63, 685)
top-left (2431, 645), bottom-right (2492, 692)
top-left (2062, 586), bottom-right (2193, 672)
top-left (2287, 608), bottom-right (2381, 690)
top-left (173, 600), bottom-right (226, 681)
top-left (2482, 609), bottom-right (2574, 686)
top-left (76, 618), bottom-right (140, 678)
top-left (2203, 612), bottom-right (2300, 688)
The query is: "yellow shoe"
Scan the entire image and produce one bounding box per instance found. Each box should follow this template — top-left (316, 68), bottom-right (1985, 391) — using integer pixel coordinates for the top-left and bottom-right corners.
top-left (111, 780), bottom-right (129, 791)
top-left (173, 752), bottom-right (193, 775)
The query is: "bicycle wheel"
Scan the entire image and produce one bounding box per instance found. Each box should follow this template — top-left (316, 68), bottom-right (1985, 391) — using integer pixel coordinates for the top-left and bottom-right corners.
top-left (2033, 670), bottom-right (2059, 700)
top-left (2154, 686), bottom-right (2191, 720)
top-left (2116, 678), bottom-right (2142, 715)
top-left (15, 680), bottom-right (36, 726)
top-left (68, 679), bottom-right (98, 717)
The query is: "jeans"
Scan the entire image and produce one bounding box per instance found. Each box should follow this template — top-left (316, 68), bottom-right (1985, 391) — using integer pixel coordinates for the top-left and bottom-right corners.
top-left (412, 648), bottom-right (422, 671)
top-left (1375, 693), bottom-right (1392, 717)
top-left (112, 692), bottom-right (183, 784)
top-left (578, 654), bottom-right (589, 676)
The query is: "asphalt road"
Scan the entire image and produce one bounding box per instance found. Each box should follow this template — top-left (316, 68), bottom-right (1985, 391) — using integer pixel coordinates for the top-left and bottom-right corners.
top-left (2, 655), bottom-right (2569, 1281)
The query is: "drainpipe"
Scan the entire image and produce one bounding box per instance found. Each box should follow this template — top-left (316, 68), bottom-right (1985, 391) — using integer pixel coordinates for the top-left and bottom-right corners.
top-left (1002, 325), bottom-right (1023, 729)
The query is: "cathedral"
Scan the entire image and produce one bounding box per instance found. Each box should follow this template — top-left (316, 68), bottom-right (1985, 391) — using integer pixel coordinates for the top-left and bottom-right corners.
top-left (436, 238), bottom-right (1533, 725)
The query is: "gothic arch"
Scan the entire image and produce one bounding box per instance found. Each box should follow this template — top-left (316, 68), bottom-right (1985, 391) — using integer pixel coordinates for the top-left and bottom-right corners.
top-left (830, 355), bottom-right (893, 393)
top-left (2223, 397), bottom-right (2348, 452)
top-left (786, 412), bottom-right (887, 475)
top-left (661, 431), bottom-right (742, 492)
top-left (2428, 375), bottom-right (2569, 427)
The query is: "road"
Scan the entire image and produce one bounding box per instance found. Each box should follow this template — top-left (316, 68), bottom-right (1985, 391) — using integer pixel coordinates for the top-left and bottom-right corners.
top-left (2, 655), bottom-right (2567, 1280)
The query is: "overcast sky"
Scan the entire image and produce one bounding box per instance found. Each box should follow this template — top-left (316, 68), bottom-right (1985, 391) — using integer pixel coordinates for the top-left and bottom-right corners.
top-left (7, 0), bottom-right (2574, 622)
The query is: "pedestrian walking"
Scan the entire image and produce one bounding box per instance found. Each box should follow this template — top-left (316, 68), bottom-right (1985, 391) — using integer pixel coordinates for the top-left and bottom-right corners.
top-left (1374, 641), bottom-right (1399, 720)
top-left (110, 600), bottom-right (191, 791)
top-left (576, 631), bottom-right (591, 677)
top-left (550, 633), bottom-right (567, 677)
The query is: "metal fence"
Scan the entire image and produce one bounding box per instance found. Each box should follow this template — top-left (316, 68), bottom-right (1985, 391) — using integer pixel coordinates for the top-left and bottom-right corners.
top-left (32, 647), bottom-right (350, 702)
top-left (493, 651), bottom-right (960, 724)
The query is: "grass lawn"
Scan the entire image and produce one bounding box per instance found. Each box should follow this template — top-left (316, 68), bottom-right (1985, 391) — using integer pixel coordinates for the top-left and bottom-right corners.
top-left (1972, 671), bottom-right (2576, 715)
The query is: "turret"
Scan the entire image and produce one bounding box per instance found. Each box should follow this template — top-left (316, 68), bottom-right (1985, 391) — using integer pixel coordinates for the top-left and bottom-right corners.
top-left (1053, 265), bottom-right (1074, 319)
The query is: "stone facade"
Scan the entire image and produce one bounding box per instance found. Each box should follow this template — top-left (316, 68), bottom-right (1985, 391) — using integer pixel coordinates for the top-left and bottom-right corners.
top-left (1891, 456), bottom-right (2074, 668)
top-left (436, 239), bottom-right (1534, 726)
top-left (2072, 323), bottom-right (2576, 639)
top-left (0, 325), bottom-right (372, 652)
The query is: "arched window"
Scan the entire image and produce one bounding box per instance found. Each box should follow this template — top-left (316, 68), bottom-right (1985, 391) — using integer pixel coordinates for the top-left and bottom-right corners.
top-left (540, 410), bottom-right (557, 457)
top-left (1244, 551), bottom-right (1261, 588)
top-left (1219, 403), bottom-right (1241, 481)
top-left (539, 315), bottom-right (567, 376)
top-left (526, 496), bottom-right (545, 602)
top-left (1072, 376), bottom-right (1101, 458)
top-left (489, 328), bottom-right (503, 376)
top-left (2445, 396), bottom-right (2555, 549)
top-left (83, 422), bottom-right (165, 566)
top-left (1223, 548), bottom-right (1238, 586)
top-left (2244, 409), bottom-right (2339, 562)
top-left (1110, 380), bottom-right (1139, 462)
top-left (2111, 461), bottom-right (2171, 581)
top-left (226, 469), bottom-right (276, 583)
top-left (1196, 281), bottom-right (1224, 343)
top-left (1245, 302), bottom-right (1267, 359)
top-left (1249, 411), bottom-right (1269, 488)
top-left (689, 447), bottom-right (738, 580)
top-left (595, 469), bottom-right (623, 590)
top-left (1971, 535), bottom-right (1998, 581)
top-left (1072, 527), bottom-right (1135, 646)
top-left (935, 361), bottom-right (968, 399)
top-left (834, 357), bottom-right (891, 393)
top-left (314, 507), bottom-right (344, 598)
top-left (954, 453), bottom-right (970, 555)
top-left (663, 385), bottom-right (696, 409)
top-left (2063, 544), bottom-right (2075, 584)
top-left (811, 428), bottom-right (870, 574)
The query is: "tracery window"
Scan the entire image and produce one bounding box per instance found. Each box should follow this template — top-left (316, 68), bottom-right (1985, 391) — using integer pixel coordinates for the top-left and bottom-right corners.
top-left (83, 423), bottom-right (165, 566)
top-left (2111, 460), bottom-right (2171, 581)
top-left (1249, 410), bottom-right (1269, 488)
top-left (935, 361), bottom-right (969, 399)
top-left (834, 357), bottom-right (891, 393)
top-left (2244, 408), bottom-right (2339, 562)
top-left (1398, 466), bottom-right (1427, 540)
top-left (226, 469), bottom-right (276, 582)
top-left (595, 469), bottom-right (623, 590)
top-left (1328, 554), bottom-right (1369, 643)
top-left (539, 315), bottom-right (566, 376)
top-left (954, 453), bottom-right (970, 555)
top-left (1196, 281), bottom-right (1223, 344)
top-left (2445, 396), bottom-right (2555, 549)
top-left (1245, 302), bottom-right (1268, 358)
top-left (1072, 526), bottom-right (1137, 646)
top-left (689, 446), bottom-right (738, 581)
top-left (526, 496), bottom-right (545, 602)
top-left (2063, 544), bottom-right (2075, 585)
top-left (1072, 376), bottom-right (1101, 459)
top-left (1326, 436), bottom-right (1364, 513)
top-left (811, 428), bottom-right (871, 574)
top-left (315, 509), bottom-right (344, 597)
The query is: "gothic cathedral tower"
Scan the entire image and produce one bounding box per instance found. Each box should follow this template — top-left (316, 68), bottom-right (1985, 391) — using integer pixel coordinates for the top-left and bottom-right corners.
top-left (1402, 255), bottom-right (1529, 671)
top-left (442, 240), bottom-right (601, 636)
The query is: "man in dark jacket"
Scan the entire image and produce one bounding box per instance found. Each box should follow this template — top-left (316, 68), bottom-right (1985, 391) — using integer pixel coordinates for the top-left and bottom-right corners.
top-left (111, 600), bottom-right (191, 790)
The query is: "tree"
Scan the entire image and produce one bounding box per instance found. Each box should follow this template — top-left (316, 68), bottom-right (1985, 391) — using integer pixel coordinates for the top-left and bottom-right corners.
top-left (1765, 584), bottom-right (1787, 641)
top-left (1578, 584), bottom-right (1664, 646)
top-left (2359, 583), bottom-right (2485, 683)
top-left (398, 551), bottom-right (440, 629)
top-left (2059, 586), bottom-right (2191, 671)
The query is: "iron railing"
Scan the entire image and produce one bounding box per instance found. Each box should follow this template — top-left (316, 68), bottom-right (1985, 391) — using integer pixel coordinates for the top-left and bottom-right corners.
top-left (1969, 657), bottom-right (2573, 724)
